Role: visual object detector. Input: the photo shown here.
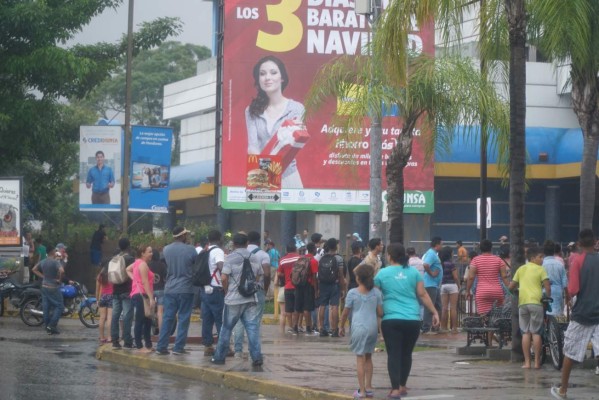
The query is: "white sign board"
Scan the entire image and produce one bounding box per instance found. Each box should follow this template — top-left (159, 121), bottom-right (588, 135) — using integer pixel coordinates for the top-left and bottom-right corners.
top-left (476, 197), bottom-right (492, 229)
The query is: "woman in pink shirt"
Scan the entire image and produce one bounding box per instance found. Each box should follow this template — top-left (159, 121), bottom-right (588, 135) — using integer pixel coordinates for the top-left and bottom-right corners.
top-left (126, 244), bottom-right (155, 353)
top-left (96, 266), bottom-right (113, 343)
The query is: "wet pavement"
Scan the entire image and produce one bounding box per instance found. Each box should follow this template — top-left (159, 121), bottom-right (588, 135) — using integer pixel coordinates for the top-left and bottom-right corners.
top-left (0, 316), bottom-right (277, 400)
top-left (95, 316), bottom-right (599, 400)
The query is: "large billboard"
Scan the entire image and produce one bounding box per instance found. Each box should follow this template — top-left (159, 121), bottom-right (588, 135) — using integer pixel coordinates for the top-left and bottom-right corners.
top-left (129, 126), bottom-right (173, 213)
top-left (79, 126), bottom-right (122, 212)
top-left (0, 178), bottom-right (22, 247)
top-left (220, 0), bottom-right (435, 213)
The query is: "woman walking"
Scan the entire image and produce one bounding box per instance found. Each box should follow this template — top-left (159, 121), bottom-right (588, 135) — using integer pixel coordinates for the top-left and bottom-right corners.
top-left (127, 244), bottom-right (155, 353)
top-left (439, 246), bottom-right (460, 333)
top-left (375, 243), bottom-right (439, 398)
top-left (339, 264), bottom-right (383, 399)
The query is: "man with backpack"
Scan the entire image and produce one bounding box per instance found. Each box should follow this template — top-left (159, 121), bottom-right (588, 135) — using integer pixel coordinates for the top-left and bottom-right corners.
top-left (278, 242), bottom-right (300, 334)
top-left (198, 230), bottom-right (226, 357)
top-left (211, 233), bottom-right (264, 367)
top-left (293, 242), bottom-right (319, 335)
top-left (110, 238), bottom-right (135, 349)
top-left (155, 227), bottom-right (197, 356)
top-left (232, 231), bottom-right (270, 358)
top-left (318, 238), bottom-right (347, 337)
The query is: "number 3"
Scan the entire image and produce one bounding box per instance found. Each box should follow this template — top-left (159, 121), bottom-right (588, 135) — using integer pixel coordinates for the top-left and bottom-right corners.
top-left (256, 0), bottom-right (303, 52)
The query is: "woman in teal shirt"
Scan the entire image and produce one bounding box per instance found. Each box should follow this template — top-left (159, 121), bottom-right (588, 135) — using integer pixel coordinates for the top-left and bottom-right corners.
top-left (374, 244), bottom-right (439, 399)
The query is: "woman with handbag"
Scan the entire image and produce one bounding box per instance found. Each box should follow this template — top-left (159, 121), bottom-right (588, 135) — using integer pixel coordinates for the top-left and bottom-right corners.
top-left (127, 244), bottom-right (155, 353)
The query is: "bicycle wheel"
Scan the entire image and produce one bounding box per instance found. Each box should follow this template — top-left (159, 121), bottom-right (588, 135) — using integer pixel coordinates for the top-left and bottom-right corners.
top-left (20, 297), bottom-right (44, 327)
top-left (548, 317), bottom-right (564, 370)
top-left (79, 302), bottom-right (100, 328)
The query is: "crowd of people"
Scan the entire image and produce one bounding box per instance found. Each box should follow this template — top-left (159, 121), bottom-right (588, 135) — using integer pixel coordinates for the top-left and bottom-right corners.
top-left (22, 225), bottom-right (599, 400)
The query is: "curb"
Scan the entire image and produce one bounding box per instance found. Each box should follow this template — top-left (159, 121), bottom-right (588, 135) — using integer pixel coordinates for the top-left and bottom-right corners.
top-left (96, 346), bottom-right (352, 400)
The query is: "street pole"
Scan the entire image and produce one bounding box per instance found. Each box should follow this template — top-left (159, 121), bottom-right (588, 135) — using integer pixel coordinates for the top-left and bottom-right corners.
top-left (366, 0), bottom-right (383, 240)
top-left (479, 0), bottom-right (488, 242)
top-left (122, 0), bottom-right (134, 234)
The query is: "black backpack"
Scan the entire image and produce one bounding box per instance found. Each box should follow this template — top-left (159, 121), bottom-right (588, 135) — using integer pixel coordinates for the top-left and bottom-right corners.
top-left (291, 256), bottom-right (311, 287)
top-left (318, 254), bottom-right (338, 284)
top-left (238, 248), bottom-right (260, 297)
top-left (191, 247), bottom-right (216, 287)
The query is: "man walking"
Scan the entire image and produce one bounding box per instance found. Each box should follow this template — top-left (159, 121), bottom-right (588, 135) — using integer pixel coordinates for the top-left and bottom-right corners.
top-left (201, 230), bottom-right (225, 357)
top-left (211, 233), bottom-right (264, 366)
top-left (233, 231), bottom-right (270, 357)
top-left (110, 238), bottom-right (135, 349)
top-left (32, 249), bottom-right (64, 335)
top-left (422, 237), bottom-right (443, 334)
top-left (551, 229), bottom-right (599, 399)
top-left (362, 238), bottom-right (383, 273)
top-left (155, 227), bottom-right (197, 355)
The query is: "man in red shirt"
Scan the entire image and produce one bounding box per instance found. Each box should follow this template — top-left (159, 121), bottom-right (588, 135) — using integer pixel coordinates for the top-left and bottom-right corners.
top-left (278, 243), bottom-right (300, 334)
top-left (296, 242), bottom-right (319, 335)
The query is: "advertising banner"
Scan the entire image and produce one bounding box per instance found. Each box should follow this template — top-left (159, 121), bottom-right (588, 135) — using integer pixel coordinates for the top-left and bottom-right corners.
top-left (0, 178), bottom-right (22, 247)
top-left (129, 126), bottom-right (173, 213)
top-left (220, 0), bottom-right (435, 213)
top-left (79, 126), bottom-right (122, 212)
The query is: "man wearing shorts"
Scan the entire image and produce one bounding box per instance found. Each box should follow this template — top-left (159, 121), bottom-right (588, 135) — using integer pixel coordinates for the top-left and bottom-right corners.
top-left (278, 242), bottom-right (300, 334)
top-left (318, 238), bottom-right (346, 338)
top-left (294, 245), bottom-right (319, 335)
top-left (551, 229), bottom-right (599, 399)
top-left (509, 246), bottom-right (550, 369)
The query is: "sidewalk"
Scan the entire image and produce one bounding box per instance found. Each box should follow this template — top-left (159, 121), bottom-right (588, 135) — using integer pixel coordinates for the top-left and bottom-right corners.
top-left (96, 316), bottom-right (599, 400)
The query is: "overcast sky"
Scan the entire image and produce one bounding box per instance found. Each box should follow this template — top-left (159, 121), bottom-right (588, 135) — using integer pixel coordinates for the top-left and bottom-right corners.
top-left (72, 0), bottom-right (214, 48)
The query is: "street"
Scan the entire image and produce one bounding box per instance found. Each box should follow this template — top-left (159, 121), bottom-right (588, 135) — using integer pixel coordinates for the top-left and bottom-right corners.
top-left (0, 316), bottom-right (276, 400)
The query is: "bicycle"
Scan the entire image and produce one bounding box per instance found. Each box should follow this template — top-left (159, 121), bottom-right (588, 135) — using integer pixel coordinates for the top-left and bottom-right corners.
top-left (531, 297), bottom-right (565, 370)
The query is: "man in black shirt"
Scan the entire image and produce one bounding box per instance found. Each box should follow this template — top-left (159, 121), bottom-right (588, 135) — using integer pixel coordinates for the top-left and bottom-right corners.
top-left (90, 224), bottom-right (107, 268)
top-left (111, 238), bottom-right (135, 350)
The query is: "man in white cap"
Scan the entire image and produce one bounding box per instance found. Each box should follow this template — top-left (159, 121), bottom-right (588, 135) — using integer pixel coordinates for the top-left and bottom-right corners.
top-left (155, 226), bottom-right (197, 355)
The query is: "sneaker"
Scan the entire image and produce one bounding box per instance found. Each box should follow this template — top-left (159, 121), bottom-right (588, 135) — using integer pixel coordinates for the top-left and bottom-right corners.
top-left (550, 386), bottom-right (567, 399)
top-left (210, 358), bottom-right (225, 365)
top-left (123, 344), bottom-right (134, 350)
top-left (204, 346), bottom-right (215, 356)
top-left (286, 328), bottom-right (295, 335)
top-left (234, 352), bottom-right (243, 359)
top-left (353, 389), bottom-right (366, 399)
top-left (297, 327), bottom-right (305, 333)
top-left (172, 349), bottom-right (189, 355)
top-left (47, 328), bottom-right (60, 335)
top-left (331, 329), bottom-right (340, 338)
top-left (112, 342), bottom-right (122, 350)
top-left (319, 329), bottom-right (329, 337)
top-left (252, 358), bottom-right (263, 367)
top-left (226, 348), bottom-right (235, 357)
top-left (423, 330), bottom-right (438, 335)
top-left (595, 366), bottom-right (599, 376)
top-left (155, 349), bottom-right (170, 355)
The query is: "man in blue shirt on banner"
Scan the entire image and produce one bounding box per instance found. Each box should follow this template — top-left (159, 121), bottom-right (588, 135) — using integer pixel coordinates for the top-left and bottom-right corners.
top-left (86, 150), bottom-right (115, 204)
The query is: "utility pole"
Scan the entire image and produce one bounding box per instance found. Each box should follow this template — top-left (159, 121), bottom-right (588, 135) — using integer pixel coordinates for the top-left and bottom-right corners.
top-left (122, 0), bottom-right (134, 233)
top-left (356, 0), bottom-right (383, 240)
top-left (479, 0), bottom-right (488, 242)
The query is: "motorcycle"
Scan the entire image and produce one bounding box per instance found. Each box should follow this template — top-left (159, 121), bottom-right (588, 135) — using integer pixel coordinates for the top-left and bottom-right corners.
top-left (19, 281), bottom-right (99, 328)
top-left (0, 271), bottom-right (41, 316)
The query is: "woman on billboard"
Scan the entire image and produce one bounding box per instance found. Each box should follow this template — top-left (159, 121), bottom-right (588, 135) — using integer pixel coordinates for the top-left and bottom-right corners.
top-left (246, 55), bottom-right (309, 189)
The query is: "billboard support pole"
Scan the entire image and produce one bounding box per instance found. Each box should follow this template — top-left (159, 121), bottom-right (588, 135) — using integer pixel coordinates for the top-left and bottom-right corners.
top-left (260, 202), bottom-right (266, 249)
top-left (122, 0), bottom-right (134, 234)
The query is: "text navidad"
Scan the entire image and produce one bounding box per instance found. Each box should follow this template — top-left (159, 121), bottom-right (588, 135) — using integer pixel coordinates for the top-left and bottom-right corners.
top-left (241, 0), bottom-right (424, 56)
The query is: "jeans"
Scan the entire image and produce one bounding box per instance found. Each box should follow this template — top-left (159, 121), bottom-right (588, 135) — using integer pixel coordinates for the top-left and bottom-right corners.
top-left (213, 302), bottom-right (262, 363)
top-left (111, 293), bottom-right (134, 346)
top-left (132, 294), bottom-right (152, 349)
top-left (156, 292), bottom-right (194, 353)
top-left (234, 289), bottom-right (265, 353)
top-left (422, 287), bottom-right (440, 332)
top-left (312, 306), bottom-right (329, 331)
top-left (41, 287), bottom-right (63, 329)
top-left (200, 287), bottom-right (225, 347)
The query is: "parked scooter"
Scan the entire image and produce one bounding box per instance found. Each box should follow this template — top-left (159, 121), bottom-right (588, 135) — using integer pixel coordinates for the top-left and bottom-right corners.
top-left (19, 281), bottom-right (99, 328)
top-left (0, 270), bottom-right (41, 316)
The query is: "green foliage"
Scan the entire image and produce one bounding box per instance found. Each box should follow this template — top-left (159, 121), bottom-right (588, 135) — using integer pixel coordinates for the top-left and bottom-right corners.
top-left (0, 0), bottom-right (182, 228)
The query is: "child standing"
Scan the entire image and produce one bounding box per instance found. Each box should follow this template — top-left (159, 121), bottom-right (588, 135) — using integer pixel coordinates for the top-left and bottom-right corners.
top-left (508, 246), bottom-right (551, 369)
top-left (340, 264), bottom-right (383, 399)
top-left (96, 266), bottom-right (113, 344)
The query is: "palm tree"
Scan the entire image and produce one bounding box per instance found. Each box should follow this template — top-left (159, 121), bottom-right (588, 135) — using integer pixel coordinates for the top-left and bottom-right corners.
top-left (305, 53), bottom-right (509, 244)
top-left (528, 0), bottom-right (599, 230)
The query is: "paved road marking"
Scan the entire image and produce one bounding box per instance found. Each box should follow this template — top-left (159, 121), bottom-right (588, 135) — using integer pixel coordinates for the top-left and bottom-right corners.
top-left (404, 395), bottom-right (455, 400)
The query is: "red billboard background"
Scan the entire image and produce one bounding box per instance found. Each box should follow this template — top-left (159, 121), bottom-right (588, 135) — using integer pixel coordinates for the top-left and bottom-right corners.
top-left (221, 0), bottom-right (435, 209)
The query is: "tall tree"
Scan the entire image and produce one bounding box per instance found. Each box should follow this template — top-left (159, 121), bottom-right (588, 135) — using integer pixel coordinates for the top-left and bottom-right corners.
top-left (0, 0), bottom-right (181, 224)
top-left (529, 0), bottom-right (599, 230)
top-left (306, 53), bottom-right (509, 244)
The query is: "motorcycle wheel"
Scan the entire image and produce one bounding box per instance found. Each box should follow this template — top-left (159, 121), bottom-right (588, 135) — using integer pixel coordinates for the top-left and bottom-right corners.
top-left (548, 317), bottom-right (564, 370)
top-left (20, 297), bottom-right (43, 327)
top-left (79, 302), bottom-right (100, 328)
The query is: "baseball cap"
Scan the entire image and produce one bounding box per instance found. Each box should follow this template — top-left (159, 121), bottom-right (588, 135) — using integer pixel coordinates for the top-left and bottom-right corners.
top-left (56, 243), bottom-right (67, 250)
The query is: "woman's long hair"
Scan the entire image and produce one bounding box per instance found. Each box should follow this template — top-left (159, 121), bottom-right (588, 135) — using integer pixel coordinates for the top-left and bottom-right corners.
top-left (98, 266), bottom-right (109, 286)
top-left (248, 55), bottom-right (289, 118)
top-left (387, 243), bottom-right (408, 268)
top-left (439, 246), bottom-right (453, 263)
